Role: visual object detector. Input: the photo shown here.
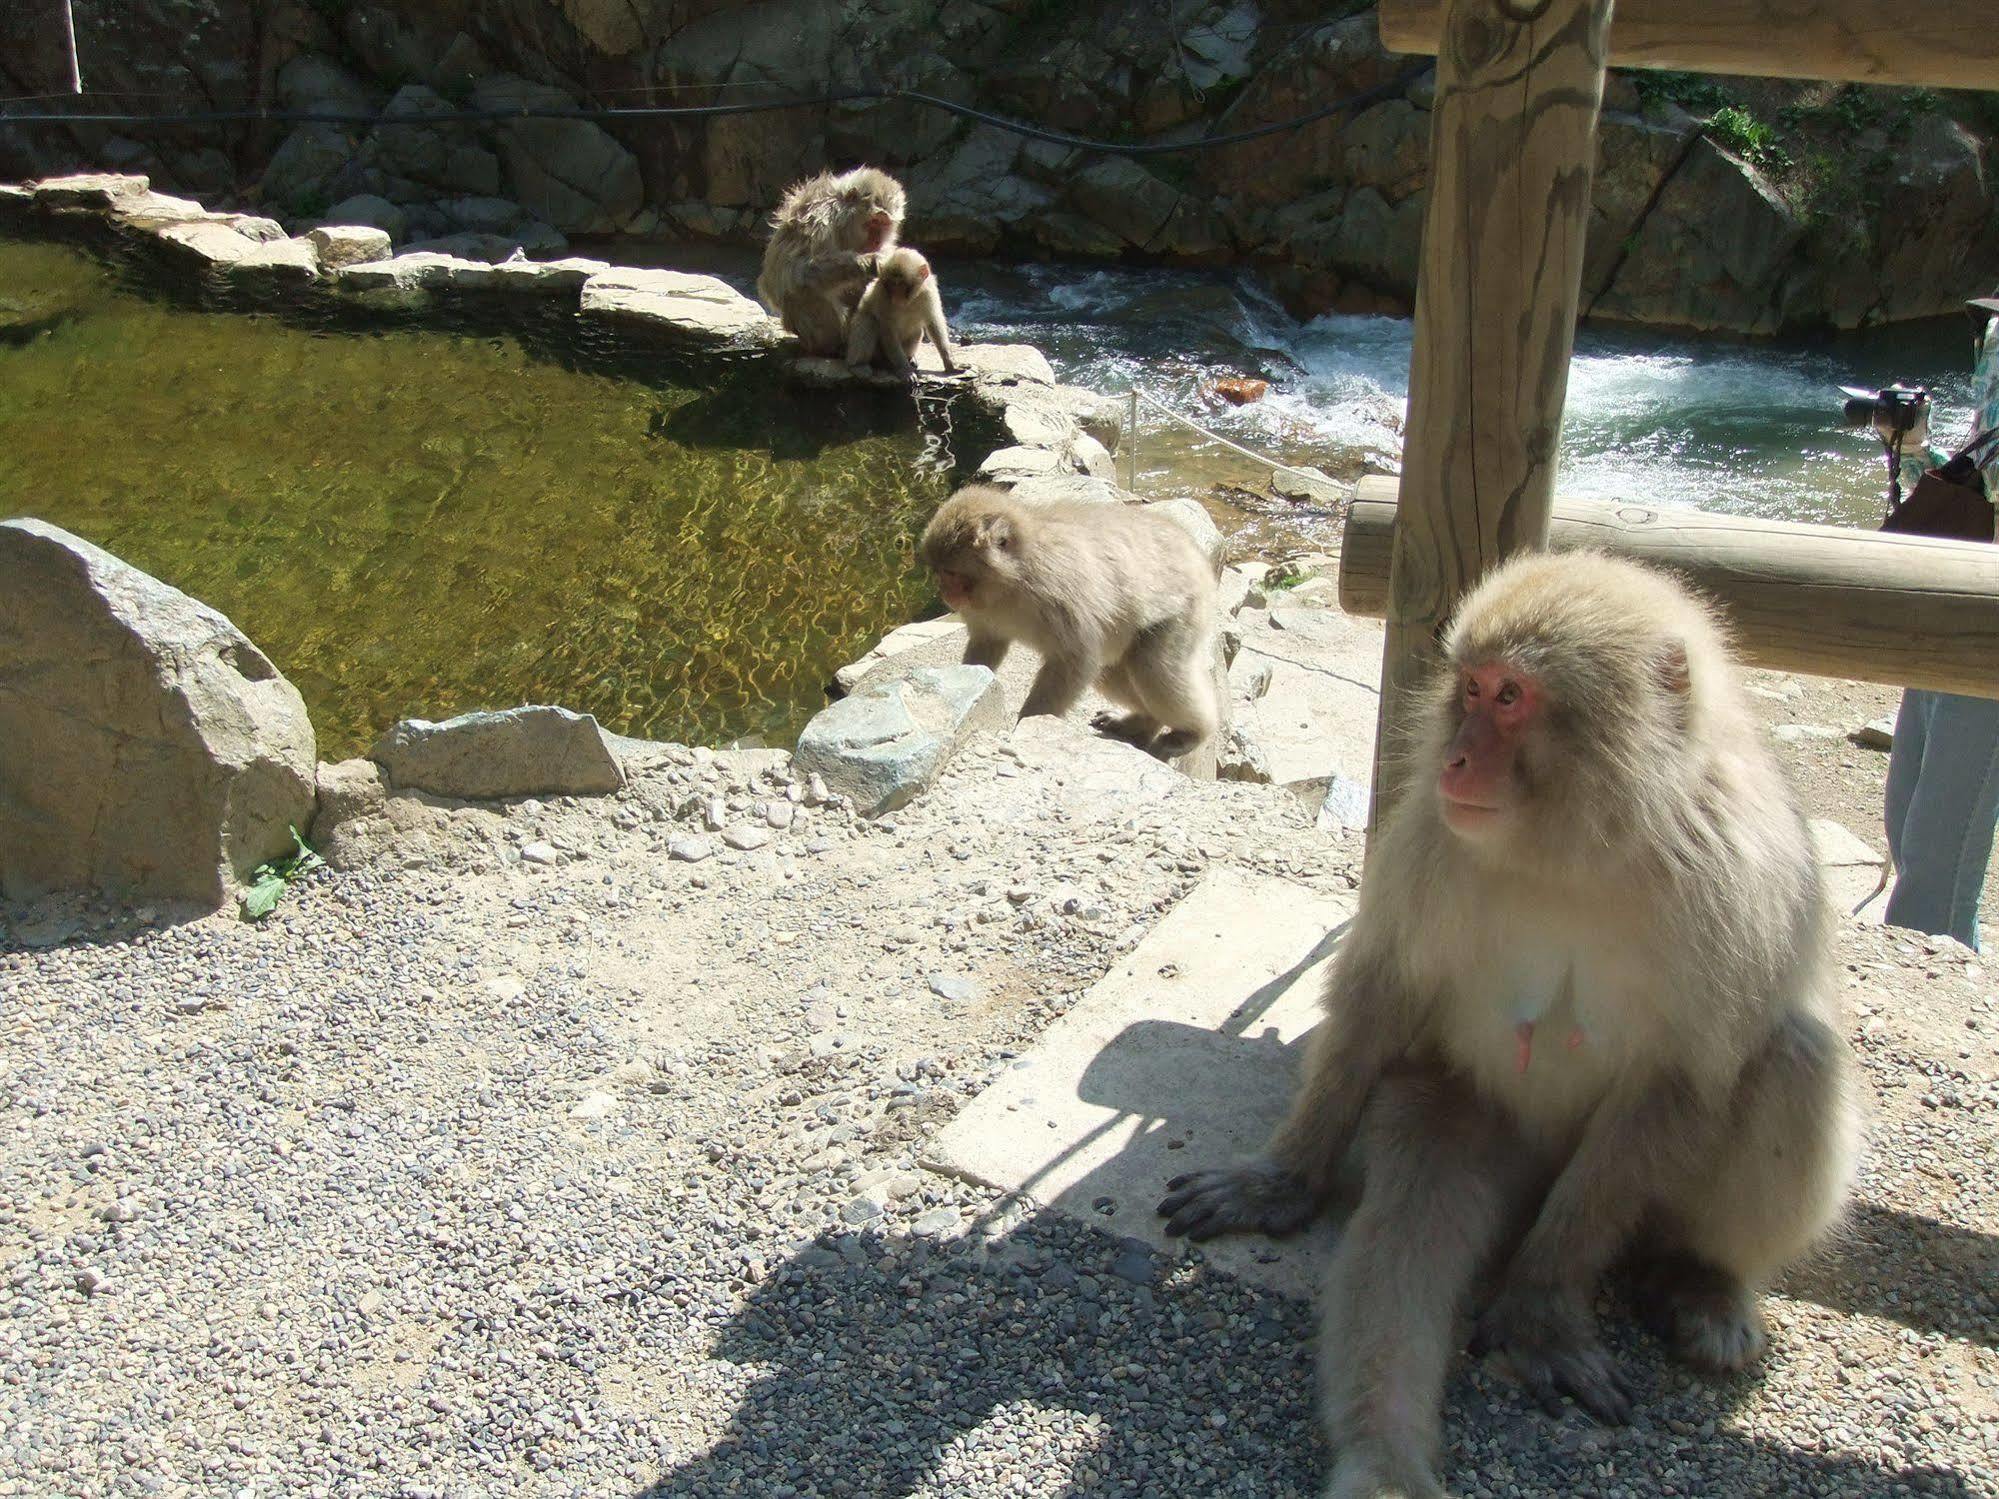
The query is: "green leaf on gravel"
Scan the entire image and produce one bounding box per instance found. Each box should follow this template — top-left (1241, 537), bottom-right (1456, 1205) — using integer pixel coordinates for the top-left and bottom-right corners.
top-left (238, 824), bottom-right (325, 921)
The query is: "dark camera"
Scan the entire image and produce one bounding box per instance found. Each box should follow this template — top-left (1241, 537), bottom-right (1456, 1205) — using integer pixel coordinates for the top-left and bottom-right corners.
top-left (1839, 381), bottom-right (1930, 445)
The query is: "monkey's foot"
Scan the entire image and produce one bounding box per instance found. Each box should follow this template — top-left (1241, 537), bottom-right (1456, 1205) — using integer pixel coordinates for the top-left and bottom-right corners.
top-left (1470, 1292), bottom-right (1634, 1424)
top-left (1090, 710), bottom-right (1161, 748)
top-left (1322, 1448), bottom-right (1447, 1499)
top-left (1149, 727), bottom-right (1204, 758)
top-left (1633, 1254), bottom-right (1767, 1372)
top-left (1157, 1161), bottom-right (1320, 1242)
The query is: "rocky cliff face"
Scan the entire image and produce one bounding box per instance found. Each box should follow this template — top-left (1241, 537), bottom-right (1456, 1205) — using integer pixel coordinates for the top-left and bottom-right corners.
top-left (3, 0), bottom-right (1993, 332)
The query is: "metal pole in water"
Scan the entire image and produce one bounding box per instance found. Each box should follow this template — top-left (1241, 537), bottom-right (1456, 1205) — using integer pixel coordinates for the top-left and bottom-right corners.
top-left (60, 0), bottom-right (82, 93)
top-left (1124, 388), bottom-right (1139, 492)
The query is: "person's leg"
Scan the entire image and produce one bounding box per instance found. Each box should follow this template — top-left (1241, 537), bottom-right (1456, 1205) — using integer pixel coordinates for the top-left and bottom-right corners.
top-left (1881, 689), bottom-right (1929, 875)
top-left (1884, 691), bottom-right (1999, 952)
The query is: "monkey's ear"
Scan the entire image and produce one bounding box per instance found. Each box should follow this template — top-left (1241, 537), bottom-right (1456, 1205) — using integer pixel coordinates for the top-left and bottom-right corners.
top-left (916, 263), bottom-right (931, 282)
top-left (1656, 642), bottom-right (1692, 697)
top-left (976, 514), bottom-right (1014, 551)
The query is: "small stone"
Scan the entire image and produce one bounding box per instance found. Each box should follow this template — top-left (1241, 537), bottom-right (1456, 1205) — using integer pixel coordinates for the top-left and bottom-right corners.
top-left (1771, 723), bottom-right (1842, 745)
top-left (1006, 887), bottom-right (1034, 906)
top-left (570, 1091), bottom-right (618, 1120)
top-left (912, 1207), bottom-right (960, 1236)
top-left (485, 975), bottom-right (526, 1002)
top-left (102, 1199), bottom-right (139, 1224)
top-left (841, 1194), bottom-right (884, 1224)
top-left (927, 972), bottom-right (977, 1003)
top-left (1851, 718), bottom-right (1895, 750)
top-left (703, 798), bottom-right (727, 830)
top-left (765, 802), bottom-right (796, 830)
top-left (723, 826), bottom-right (771, 852)
top-left (520, 841), bottom-right (561, 866)
top-left (1110, 1239), bottom-right (1158, 1286)
top-left (805, 773), bottom-right (830, 806)
top-left (667, 836), bottom-right (714, 863)
top-left (75, 1268), bottom-right (111, 1295)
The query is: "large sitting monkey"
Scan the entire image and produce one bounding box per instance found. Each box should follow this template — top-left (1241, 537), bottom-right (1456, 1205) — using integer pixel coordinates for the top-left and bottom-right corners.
top-left (1159, 551), bottom-right (1859, 1499)
top-left (756, 166), bottom-right (907, 357)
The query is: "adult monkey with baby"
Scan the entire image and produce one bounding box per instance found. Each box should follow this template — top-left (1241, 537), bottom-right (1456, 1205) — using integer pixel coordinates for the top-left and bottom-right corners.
top-left (919, 484), bottom-right (1220, 758)
top-left (756, 166), bottom-right (907, 356)
top-left (1159, 552), bottom-right (1858, 1499)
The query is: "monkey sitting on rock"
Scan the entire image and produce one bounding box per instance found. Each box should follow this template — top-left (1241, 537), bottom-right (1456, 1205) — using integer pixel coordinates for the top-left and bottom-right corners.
top-left (756, 166), bottom-right (907, 358)
top-left (918, 484), bottom-right (1221, 759)
top-left (1160, 551), bottom-right (1859, 1499)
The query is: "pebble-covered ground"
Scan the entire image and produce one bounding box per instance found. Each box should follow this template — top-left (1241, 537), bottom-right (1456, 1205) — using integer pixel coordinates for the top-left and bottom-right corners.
top-left (3, 717), bottom-right (1995, 1499)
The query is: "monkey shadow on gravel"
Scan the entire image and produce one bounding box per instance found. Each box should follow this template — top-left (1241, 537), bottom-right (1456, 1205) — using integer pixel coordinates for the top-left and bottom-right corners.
top-left (636, 1207), bottom-right (1986, 1498)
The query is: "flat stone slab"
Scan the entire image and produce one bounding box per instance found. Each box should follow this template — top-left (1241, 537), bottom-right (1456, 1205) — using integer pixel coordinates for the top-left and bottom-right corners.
top-left (1228, 604), bottom-right (1385, 788)
top-left (305, 224), bottom-right (392, 271)
top-left (30, 172), bottom-right (149, 208)
top-left (926, 867), bottom-right (1355, 1299)
top-left (335, 251), bottom-right (493, 292)
top-left (579, 267), bottom-right (772, 340)
top-left (793, 664), bottom-right (1006, 816)
top-left (370, 705), bottom-right (625, 800)
top-left (153, 220), bottom-right (269, 269)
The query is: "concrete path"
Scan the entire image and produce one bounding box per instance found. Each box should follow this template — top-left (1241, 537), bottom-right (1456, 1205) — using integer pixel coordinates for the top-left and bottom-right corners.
top-left (927, 867), bottom-right (1354, 1299)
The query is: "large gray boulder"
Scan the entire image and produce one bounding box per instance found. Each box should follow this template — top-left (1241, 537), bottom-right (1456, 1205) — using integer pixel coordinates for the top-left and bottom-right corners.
top-left (471, 75), bottom-right (644, 234)
top-left (0, 520), bottom-right (317, 907)
top-left (794, 666), bottom-right (1006, 816)
top-left (369, 705), bottom-right (625, 800)
top-left (1591, 136), bottom-right (1804, 334)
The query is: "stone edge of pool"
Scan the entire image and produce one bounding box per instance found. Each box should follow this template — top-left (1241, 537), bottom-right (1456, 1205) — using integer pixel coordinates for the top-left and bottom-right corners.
top-left (0, 171), bottom-right (1243, 915)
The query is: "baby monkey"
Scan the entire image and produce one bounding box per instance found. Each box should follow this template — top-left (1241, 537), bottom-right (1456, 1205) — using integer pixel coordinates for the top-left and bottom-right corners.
top-left (846, 246), bottom-right (956, 378)
top-left (918, 484), bottom-right (1220, 757)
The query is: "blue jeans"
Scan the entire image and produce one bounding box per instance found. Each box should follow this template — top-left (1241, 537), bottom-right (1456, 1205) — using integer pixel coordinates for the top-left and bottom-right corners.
top-left (1883, 688), bottom-right (1999, 952)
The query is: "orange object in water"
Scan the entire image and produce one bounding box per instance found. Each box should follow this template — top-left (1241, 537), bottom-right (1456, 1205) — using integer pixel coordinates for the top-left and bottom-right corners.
top-left (1209, 377), bottom-right (1269, 406)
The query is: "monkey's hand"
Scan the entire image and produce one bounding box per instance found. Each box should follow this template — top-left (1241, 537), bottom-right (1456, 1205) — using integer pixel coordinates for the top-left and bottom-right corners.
top-left (1469, 1286), bottom-right (1633, 1425)
top-left (1157, 1161), bottom-right (1320, 1241)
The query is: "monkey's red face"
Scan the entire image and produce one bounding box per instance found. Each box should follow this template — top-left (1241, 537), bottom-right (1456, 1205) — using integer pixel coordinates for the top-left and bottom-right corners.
top-left (864, 209), bottom-right (895, 251)
top-left (935, 569), bottom-right (977, 610)
top-left (1438, 661), bottom-right (1543, 838)
top-left (920, 506), bottom-right (1017, 617)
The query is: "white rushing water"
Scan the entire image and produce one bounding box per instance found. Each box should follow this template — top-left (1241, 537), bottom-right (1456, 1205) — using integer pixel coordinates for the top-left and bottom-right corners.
top-left (952, 262), bottom-right (1983, 530)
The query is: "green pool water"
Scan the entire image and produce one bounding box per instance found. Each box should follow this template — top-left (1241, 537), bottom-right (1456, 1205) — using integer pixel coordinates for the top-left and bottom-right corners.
top-left (0, 236), bottom-right (957, 759)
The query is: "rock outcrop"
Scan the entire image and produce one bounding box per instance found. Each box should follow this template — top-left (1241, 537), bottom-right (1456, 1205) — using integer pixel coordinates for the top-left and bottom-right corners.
top-left (0, 519), bottom-right (317, 908)
top-left (794, 666), bottom-right (1006, 816)
top-left (370, 706), bottom-right (626, 800)
top-left (1, 3), bottom-right (1989, 331)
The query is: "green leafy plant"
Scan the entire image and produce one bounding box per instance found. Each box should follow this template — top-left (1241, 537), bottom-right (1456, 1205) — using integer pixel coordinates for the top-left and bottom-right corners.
top-left (1707, 106), bottom-right (1789, 169)
top-left (241, 825), bottom-right (325, 921)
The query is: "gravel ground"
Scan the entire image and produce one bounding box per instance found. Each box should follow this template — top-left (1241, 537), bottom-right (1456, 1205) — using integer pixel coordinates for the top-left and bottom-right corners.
top-left (2, 714), bottom-right (1995, 1499)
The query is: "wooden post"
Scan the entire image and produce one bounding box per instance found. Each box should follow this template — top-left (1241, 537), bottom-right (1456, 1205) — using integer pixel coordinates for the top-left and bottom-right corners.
top-left (1341, 478), bottom-right (1999, 699)
top-left (1367, 0), bottom-right (1614, 839)
top-left (1380, 0), bottom-right (1997, 92)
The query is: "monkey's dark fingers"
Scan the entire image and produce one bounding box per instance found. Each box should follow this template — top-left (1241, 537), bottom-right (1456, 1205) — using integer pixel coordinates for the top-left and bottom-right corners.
top-left (1553, 1351), bottom-right (1634, 1426)
top-left (1157, 1166), bottom-right (1318, 1241)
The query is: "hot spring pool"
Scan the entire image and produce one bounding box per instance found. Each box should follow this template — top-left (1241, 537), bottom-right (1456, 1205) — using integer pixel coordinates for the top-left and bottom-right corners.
top-left (0, 235), bottom-right (958, 758)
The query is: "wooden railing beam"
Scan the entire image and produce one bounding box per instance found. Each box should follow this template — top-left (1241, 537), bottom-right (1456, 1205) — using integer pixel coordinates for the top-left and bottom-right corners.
top-left (1341, 477), bottom-right (1999, 700)
top-left (1380, 0), bottom-right (1999, 92)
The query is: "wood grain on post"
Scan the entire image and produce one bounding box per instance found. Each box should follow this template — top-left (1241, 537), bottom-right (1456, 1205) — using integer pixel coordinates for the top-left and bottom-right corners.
top-left (1380, 0), bottom-right (1998, 92)
top-left (1367, 0), bottom-right (1613, 837)
top-left (1341, 477), bottom-right (1999, 699)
